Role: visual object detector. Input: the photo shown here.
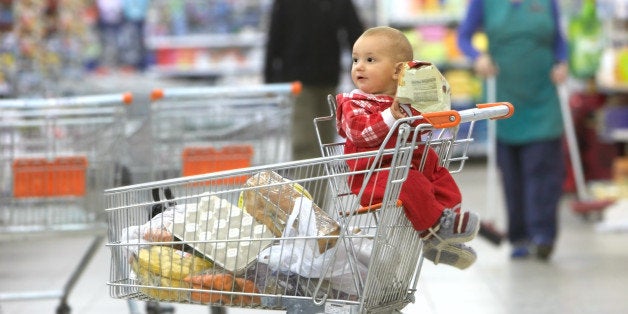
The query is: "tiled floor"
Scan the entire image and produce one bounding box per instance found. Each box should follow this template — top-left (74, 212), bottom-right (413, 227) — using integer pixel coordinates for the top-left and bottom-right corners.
top-left (2, 161), bottom-right (628, 314)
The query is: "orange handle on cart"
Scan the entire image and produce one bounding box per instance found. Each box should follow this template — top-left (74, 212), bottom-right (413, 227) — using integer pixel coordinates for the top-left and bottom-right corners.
top-left (290, 81), bottom-right (303, 95)
top-left (422, 110), bottom-right (461, 128)
top-left (150, 88), bottom-right (165, 101)
top-left (476, 102), bottom-right (514, 119)
top-left (122, 92), bottom-right (133, 105)
top-left (340, 200), bottom-right (403, 216)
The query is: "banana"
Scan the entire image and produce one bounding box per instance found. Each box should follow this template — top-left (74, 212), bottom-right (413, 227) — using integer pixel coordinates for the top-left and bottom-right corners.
top-left (132, 245), bottom-right (213, 301)
top-left (131, 257), bottom-right (191, 301)
top-left (137, 246), bottom-right (213, 280)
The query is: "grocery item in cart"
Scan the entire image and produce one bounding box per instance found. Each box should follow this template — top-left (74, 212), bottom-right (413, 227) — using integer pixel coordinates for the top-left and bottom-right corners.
top-left (169, 194), bottom-right (275, 274)
top-left (240, 170), bottom-right (340, 253)
top-left (130, 245), bottom-right (213, 301)
top-left (258, 196), bottom-right (370, 295)
top-left (396, 60), bottom-right (451, 114)
top-left (184, 272), bottom-right (261, 305)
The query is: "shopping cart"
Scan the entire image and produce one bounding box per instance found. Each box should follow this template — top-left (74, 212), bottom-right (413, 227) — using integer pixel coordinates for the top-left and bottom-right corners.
top-left (137, 82), bottom-right (301, 182)
top-left (0, 92), bottom-right (132, 313)
top-left (105, 102), bottom-right (512, 313)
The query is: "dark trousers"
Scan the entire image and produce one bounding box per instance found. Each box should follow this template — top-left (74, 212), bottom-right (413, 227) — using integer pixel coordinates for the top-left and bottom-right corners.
top-left (120, 19), bottom-right (147, 71)
top-left (497, 138), bottom-right (565, 245)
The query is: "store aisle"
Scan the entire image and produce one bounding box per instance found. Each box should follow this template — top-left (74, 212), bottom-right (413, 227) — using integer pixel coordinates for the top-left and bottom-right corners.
top-left (1, 162), bottom-right (627, 314)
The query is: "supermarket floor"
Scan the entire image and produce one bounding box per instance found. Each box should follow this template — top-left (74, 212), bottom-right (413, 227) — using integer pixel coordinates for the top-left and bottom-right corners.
top-left (2, 72), bottom-right (628, 314)
top-left (2, 161), bottom-right (628, 314)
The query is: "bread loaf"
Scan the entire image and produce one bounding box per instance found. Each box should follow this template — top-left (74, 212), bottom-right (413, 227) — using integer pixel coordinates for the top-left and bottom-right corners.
top-left (240, 171), bottom-right (340, 253)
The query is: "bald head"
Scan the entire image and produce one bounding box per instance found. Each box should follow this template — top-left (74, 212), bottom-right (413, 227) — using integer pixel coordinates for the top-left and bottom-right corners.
top-left (359, 26), bottom-right (413, 63)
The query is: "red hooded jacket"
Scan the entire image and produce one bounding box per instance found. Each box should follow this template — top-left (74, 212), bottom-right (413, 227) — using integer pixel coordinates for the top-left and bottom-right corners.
top-left (336, 90), bottom-right (462, 231)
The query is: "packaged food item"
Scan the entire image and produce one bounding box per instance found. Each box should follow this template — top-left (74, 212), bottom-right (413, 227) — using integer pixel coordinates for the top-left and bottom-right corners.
top-left (183, 272), bottom-right (261, 306)
top-left (131, 258), bottom-right (190, 301)
top-left (568, 0), bottom-right (603, 79)
top-left (131, 245), bottom-right (213, 301)
top-left (240, 171), bottom-right (340, 253)
top-left (396, 60), bottom-right (451, 114)
top-left (169, 194), bottom-right (274, 274)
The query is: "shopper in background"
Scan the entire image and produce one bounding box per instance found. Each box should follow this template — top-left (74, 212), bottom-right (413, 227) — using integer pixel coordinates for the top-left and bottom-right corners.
top-left (95, 0), bottom-right (123, 72)
top-left (121, 0), bottom-right (151, 72)
top-left (457, 0), bottom-right (569, 260)
top-left (336, 26), bottom-right (480, 270)
top-left (263, 0), bottom-right (364, 160)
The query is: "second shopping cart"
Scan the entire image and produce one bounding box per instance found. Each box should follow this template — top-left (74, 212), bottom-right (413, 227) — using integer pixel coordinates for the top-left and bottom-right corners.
top-left (132, 82), bottom-right (301, 183)
top-left (0, 92), bottom-right (132, 313)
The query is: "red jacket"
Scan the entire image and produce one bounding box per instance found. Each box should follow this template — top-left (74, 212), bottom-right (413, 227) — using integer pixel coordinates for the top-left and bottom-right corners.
top-left (336, 90), bottom-right (462, 231)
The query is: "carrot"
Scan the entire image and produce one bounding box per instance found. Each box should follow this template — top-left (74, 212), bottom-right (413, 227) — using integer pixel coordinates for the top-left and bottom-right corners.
top-left (184, 273), bottom-right (234, 291)
top-left (189, 286), bottom-right (229, 304)
top-left (233, 277), bottom-right (261, 305)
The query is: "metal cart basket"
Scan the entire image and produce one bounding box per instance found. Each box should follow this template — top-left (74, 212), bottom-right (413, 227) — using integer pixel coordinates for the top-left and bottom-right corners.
top-left (105, 103), bottom-right (512, 313)
top-left (139, 82), bottom-right (300, 182)
top-left (0, 92), bottom-right (132, 313)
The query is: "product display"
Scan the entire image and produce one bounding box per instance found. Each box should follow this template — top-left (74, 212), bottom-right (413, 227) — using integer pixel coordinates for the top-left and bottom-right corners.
top-left (568, 0), bottom-right (604, 79)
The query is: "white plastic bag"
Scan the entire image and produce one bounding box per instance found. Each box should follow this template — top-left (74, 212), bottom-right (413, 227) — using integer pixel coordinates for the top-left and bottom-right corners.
top-left (258, 197), bottom-right (371, 295)
top-left (119, 206), bottom-right (180, 255)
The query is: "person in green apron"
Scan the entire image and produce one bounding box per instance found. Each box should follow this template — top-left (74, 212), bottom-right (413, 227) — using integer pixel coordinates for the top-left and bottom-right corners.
top-left (457, 0), bottom-right (569, 260)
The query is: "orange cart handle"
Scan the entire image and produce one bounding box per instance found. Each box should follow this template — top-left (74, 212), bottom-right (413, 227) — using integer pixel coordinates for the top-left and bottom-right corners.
top-left (476, 102), bottom-right (514, 119)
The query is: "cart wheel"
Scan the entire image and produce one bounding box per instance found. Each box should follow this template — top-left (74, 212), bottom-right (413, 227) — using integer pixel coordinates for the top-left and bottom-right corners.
top-left (209, 306), bottom-right (226, 314)
top-left (56, 302), bottom-right (71, 314)
top-left (584, 211), bottom-right (604, 222)
top-left (146, 301), bottom-right (175, 314)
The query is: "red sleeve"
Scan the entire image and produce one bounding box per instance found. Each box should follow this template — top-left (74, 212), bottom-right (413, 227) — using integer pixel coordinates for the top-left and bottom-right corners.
top-left (337, 97), bottom-right (392, 148)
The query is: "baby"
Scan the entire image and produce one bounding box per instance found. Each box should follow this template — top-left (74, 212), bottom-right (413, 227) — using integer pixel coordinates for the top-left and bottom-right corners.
top-left (336, 26), bottom-right (480, 269)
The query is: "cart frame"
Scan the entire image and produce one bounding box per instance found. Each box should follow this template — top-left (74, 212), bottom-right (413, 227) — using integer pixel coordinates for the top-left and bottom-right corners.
top-left (105, 102), bottom-right (512, 313)
top-left (136, 82), bottom-right (301, 183)
top-left (0, 92), bottom-right (132, 313)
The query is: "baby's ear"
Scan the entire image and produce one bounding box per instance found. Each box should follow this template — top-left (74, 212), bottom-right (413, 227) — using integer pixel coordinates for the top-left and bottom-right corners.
top-left (394, 62), bottom-right (405, 74)
top-left (393, 62), bottom-right (405, 79)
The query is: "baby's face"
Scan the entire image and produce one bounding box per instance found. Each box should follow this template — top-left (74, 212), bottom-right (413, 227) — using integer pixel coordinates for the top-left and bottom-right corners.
top-left (351, 35), bottom-right (399, 96)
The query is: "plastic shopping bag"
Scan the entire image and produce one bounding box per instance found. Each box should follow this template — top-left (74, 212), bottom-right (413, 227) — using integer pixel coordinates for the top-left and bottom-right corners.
top-left (258, 197), bottom-right (371, 295)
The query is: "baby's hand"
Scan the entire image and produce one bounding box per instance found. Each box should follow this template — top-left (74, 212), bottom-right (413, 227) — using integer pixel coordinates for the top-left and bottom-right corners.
top-left (391, 99), bottom-right (411, 119)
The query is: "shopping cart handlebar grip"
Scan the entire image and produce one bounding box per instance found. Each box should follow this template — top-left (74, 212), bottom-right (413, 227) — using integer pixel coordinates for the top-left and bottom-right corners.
top-left (476, 102), bottom-right (514, 119)
top-left (150, 88), bottom-right (165, 101)
top-left (122, 92), bottom-right (133, 105)
top-left (422, 110), bottom-right (461, 128)
top-left (291, 81), bottom-right (303, 95)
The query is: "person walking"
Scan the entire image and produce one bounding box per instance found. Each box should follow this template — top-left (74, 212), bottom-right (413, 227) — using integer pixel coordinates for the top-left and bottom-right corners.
top-left (263, 0), bottom-right (364, 160)
top-left (457, 0), bottom-right (569, 260)
top-left (95, 0), bottom-right (123, 72)
top-left (121, 0), bottom-right (150, 72)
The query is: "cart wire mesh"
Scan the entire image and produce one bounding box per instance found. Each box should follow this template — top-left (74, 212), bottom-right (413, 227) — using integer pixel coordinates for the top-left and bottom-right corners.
top-left (0, 92), bottom-right (131, 311)
top-left (141, 82), bottom-right (301, 182)
top-left (105, 103), bottom-right (512, 313)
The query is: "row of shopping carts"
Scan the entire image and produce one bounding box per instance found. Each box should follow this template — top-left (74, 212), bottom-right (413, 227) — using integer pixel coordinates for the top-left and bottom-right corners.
top-left (0, 82), bottom-right (301, 313)
top-left (0, 80), bottom-right (512, 313)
